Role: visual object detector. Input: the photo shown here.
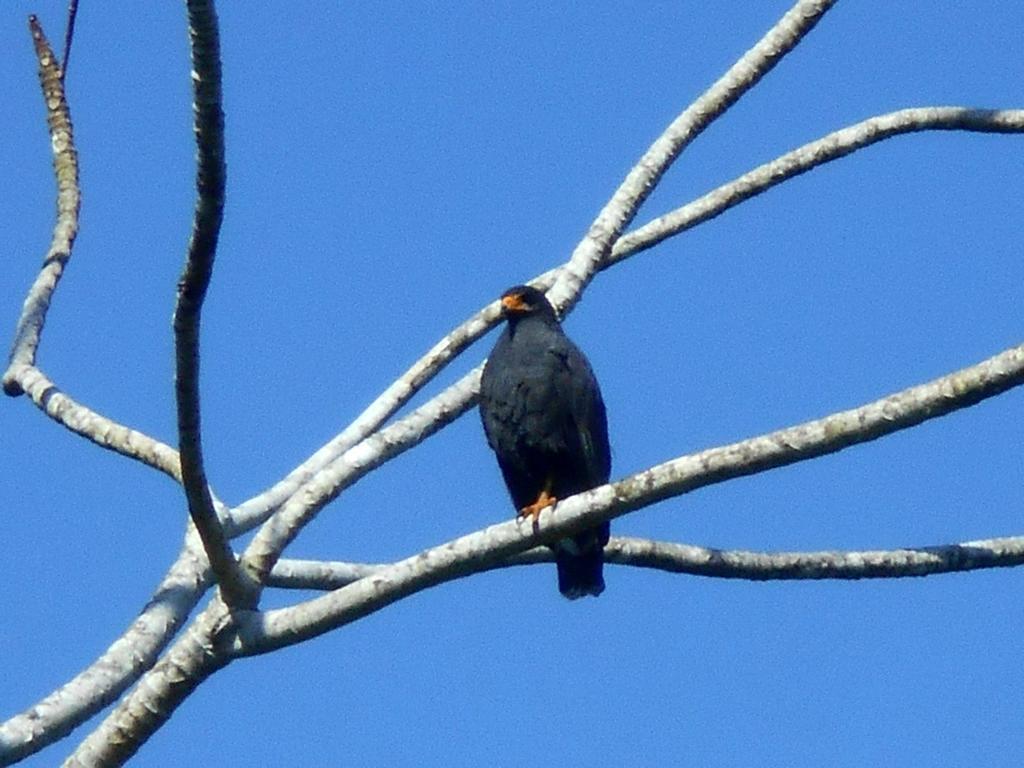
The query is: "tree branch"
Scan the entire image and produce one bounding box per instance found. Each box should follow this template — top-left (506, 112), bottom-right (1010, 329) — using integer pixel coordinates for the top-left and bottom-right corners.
top-left (611, 107), bottom-right (1024, 265)
top-left (604, 535), bottom-right (1024, 580)
top-left (3, 16), bottom-right (80, 398)
top-left (2, 339), bottom-right (496, 763)
top-left (1, 19), bottom-right (204, 493)
top-left (62, 602), bottom-right (232, 768)
top-left (549, 0), bottom-right (839, 312)
top-left (172, 0), bottom-right (254, 608)
top-left (223, 15), bottom-right (1021, 615)
top-left (231, 104), bottom-right (1024, 562)
top-left (240, 367), bottom-right (482, 582)
top-left (266, 532), bottom-right (1024, 590)
top-left (60, 0), bottom-right (79, 80)
top-left (0, 16), bottom-right (239, 761)
top-left (236, 339), bottom-right (1024, 654)
top-left (8, 364), bottom-right (184, 482)
top-left (0, 542), bottom-right (210, 765)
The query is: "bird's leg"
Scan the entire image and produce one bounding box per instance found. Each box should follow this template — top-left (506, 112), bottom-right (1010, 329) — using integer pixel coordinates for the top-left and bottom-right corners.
top-left (519, 480), bottom-right (557, 522)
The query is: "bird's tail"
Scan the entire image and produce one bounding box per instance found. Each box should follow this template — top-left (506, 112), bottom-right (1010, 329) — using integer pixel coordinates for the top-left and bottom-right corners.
top-left (555, 540), bottom-right (605, 599)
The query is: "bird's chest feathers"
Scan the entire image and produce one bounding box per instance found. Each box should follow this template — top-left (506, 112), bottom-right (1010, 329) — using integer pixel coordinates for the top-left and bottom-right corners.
top-left (497, 342), bottom-right (571, 422)
top-left (503, 333), bottom-right (565, 387)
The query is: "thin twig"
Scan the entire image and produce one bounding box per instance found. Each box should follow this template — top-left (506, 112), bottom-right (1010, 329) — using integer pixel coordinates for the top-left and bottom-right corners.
top-left (60, 0), bottom-right (79, 80)
top-left (173, 0), bottom-right (254, 607)
top-left (3, 16), bottom-right (80, 397)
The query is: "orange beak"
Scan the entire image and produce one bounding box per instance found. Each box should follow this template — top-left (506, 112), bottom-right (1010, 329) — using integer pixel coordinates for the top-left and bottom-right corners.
top-left (501, 293), bottom-right (529, 313)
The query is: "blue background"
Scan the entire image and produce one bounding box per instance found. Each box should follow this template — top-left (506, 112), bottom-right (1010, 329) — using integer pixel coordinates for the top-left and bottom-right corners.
top-left (2, 3), bottom-right (1023, 765)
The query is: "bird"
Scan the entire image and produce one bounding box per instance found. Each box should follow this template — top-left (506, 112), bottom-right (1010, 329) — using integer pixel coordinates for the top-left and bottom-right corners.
top-left (479, 284), bottom-right (611, 599)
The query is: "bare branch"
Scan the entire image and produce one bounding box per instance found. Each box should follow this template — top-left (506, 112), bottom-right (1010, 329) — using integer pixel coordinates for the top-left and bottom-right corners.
top-left (0, 544), bottom-right (210, 765)
top-left (60, 0), bottom-right (79, 80)
top-left (605, 535), bottom-right (1024, 580)
top-left (236, 340), bottom-right (1024, 653)
top-left (267, 558), bottom-right (383, 589)
top-left (229, 21), bottom-right (1022, 607)
top-left (266, 550), bottom-right (550, 590)
top-left (2, 17), bottom-right (199, 493)
top-left (172, 0), bottom-right (254, 607)
top-left (241, 184), bottom-right (1024, 590)
top-left (3, 366), bottom-right (231, 524)
top-left (3, 16), bottom-right (79, 398)
top-left (549, 0), bottom-right (839, 312)
top-left (62, 602), bottom-right (232, 768)
top-left (8, 364), bottom-right (183, 482)
top-left (233, 0), bottom-right (841, 532)
top-left (267, 532), bottom-right (1024, 591)
top-left (241, 368), bottom-right (481, 582)
top-left (613, 107), bottom-right (1024, 264)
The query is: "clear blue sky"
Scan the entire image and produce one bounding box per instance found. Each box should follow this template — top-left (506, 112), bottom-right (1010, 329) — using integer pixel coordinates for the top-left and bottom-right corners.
top-left (3, 3), bottom-right (1023, 766)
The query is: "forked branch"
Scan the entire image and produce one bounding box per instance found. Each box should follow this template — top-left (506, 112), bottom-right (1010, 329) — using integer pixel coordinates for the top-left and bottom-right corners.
top-left (3, 16), bottom-right (79, 397)
top-left (550, 0), bottom-right (839, 311)
top-left (612, 107), bottom-right (1024, 264)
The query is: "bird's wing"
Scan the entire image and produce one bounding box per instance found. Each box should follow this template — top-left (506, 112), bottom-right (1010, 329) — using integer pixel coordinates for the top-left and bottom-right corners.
top-left (549, 342), bottom-right (611, 486)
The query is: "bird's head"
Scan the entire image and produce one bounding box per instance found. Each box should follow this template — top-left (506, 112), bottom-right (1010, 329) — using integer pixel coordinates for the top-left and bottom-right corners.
top-left (499, 285), bottom-right (557, 322)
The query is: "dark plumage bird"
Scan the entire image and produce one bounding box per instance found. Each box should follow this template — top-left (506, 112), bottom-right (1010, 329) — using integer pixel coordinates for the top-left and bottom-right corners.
top-left (479, 285), bottom-right (611, 599)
